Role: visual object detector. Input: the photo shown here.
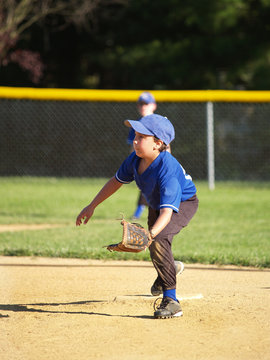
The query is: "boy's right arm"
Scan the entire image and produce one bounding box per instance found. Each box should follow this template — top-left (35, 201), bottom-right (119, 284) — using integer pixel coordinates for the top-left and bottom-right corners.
top-left (76, 176), bottom-right (123, 226)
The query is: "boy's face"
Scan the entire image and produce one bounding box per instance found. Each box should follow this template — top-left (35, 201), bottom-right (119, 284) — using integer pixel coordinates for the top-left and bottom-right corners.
top-left (137, 101), bottom-right (157, 117)
top-left (133, 131), bottom-right (162, 159)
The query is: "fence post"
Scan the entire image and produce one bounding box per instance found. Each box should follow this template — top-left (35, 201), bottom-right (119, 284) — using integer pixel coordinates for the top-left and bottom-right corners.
top-left (206, 101), bottom-right (215, 190)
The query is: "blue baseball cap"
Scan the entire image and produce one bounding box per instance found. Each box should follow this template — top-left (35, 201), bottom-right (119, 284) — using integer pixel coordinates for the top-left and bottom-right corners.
top-left (137, 92), bottom-right (156, 104)
top-left (124, 114), bottom-right (175, 145)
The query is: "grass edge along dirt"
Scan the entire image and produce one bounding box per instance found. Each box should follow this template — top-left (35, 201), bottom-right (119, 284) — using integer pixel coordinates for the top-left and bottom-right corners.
top-left (0, 177), bottom-right (269, 268)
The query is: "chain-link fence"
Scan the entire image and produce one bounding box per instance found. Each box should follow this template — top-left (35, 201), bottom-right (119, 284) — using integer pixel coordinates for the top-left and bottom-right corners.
top-left (0, 93), bottom-right (269, 182)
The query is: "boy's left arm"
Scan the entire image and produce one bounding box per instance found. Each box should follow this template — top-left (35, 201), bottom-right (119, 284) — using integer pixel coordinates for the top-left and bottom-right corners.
top-left (149, 208), bottom-right (173, 238)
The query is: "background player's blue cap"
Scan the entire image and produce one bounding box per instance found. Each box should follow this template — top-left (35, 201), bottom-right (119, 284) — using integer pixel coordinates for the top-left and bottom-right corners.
top-left (124, 114), bottom-right (175, 145)
top-left (137, 92), bottom-right (156, 104)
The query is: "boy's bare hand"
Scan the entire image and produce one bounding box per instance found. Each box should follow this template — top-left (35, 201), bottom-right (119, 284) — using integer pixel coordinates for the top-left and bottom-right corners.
top-left (76, 205), bottom-right (94, 226)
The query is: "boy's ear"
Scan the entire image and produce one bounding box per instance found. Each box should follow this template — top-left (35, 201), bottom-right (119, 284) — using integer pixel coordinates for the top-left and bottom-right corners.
top-left (154, 138), bottom-right (163, 150)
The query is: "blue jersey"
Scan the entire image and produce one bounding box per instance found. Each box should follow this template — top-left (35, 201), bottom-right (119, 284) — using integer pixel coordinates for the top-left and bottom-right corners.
top-left (115, 151), bottom-right (197, 212)
top-left (127, 128), bottom-right (135, 145)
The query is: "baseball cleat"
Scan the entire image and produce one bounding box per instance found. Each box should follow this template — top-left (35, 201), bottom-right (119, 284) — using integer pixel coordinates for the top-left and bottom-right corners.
top-left (151, 261), bottom-right (185, 296)
top-left (174, 260), bottom-right (185, 276)
top-left (151, 278), bottom-right (163, 296)
top-left (154, 296), bottom-right (183, 319)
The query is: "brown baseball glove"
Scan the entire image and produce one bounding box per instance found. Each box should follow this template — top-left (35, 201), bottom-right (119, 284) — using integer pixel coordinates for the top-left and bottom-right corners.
top-left (104, 219), bottom-right (153, 253)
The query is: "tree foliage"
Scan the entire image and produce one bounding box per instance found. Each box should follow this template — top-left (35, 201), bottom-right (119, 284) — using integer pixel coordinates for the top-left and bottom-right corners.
top-left (1, 0), bottom-right (270, 89)
top-left (0, 0), bottom-right (125, 84)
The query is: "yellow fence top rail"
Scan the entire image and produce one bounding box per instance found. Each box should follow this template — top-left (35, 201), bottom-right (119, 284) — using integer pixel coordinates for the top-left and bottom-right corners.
top-left (1, 86), bottom-right (270, 102)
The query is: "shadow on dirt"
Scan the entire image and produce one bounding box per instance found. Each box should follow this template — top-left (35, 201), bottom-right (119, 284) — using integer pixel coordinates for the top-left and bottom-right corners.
top-left (0, 300), bottom-right (153, 319)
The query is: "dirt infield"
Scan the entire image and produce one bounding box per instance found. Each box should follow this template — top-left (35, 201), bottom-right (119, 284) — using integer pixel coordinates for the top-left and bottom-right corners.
top-left (1, 256), bottom-right (269, 360)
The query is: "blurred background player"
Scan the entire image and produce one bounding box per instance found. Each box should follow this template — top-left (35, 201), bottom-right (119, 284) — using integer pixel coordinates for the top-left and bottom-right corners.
top-left (127, 92), bottom-right (157, 220)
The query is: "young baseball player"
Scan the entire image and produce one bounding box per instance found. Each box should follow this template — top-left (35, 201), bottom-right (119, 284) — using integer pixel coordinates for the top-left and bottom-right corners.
top-left (76, 114), bottom-right (199, 319)
top-left (127, 91), bottom-right (157, 221)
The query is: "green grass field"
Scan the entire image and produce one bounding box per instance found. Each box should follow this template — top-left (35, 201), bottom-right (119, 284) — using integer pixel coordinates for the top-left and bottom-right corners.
top-left (0, 177), bottom-right (269, 267)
